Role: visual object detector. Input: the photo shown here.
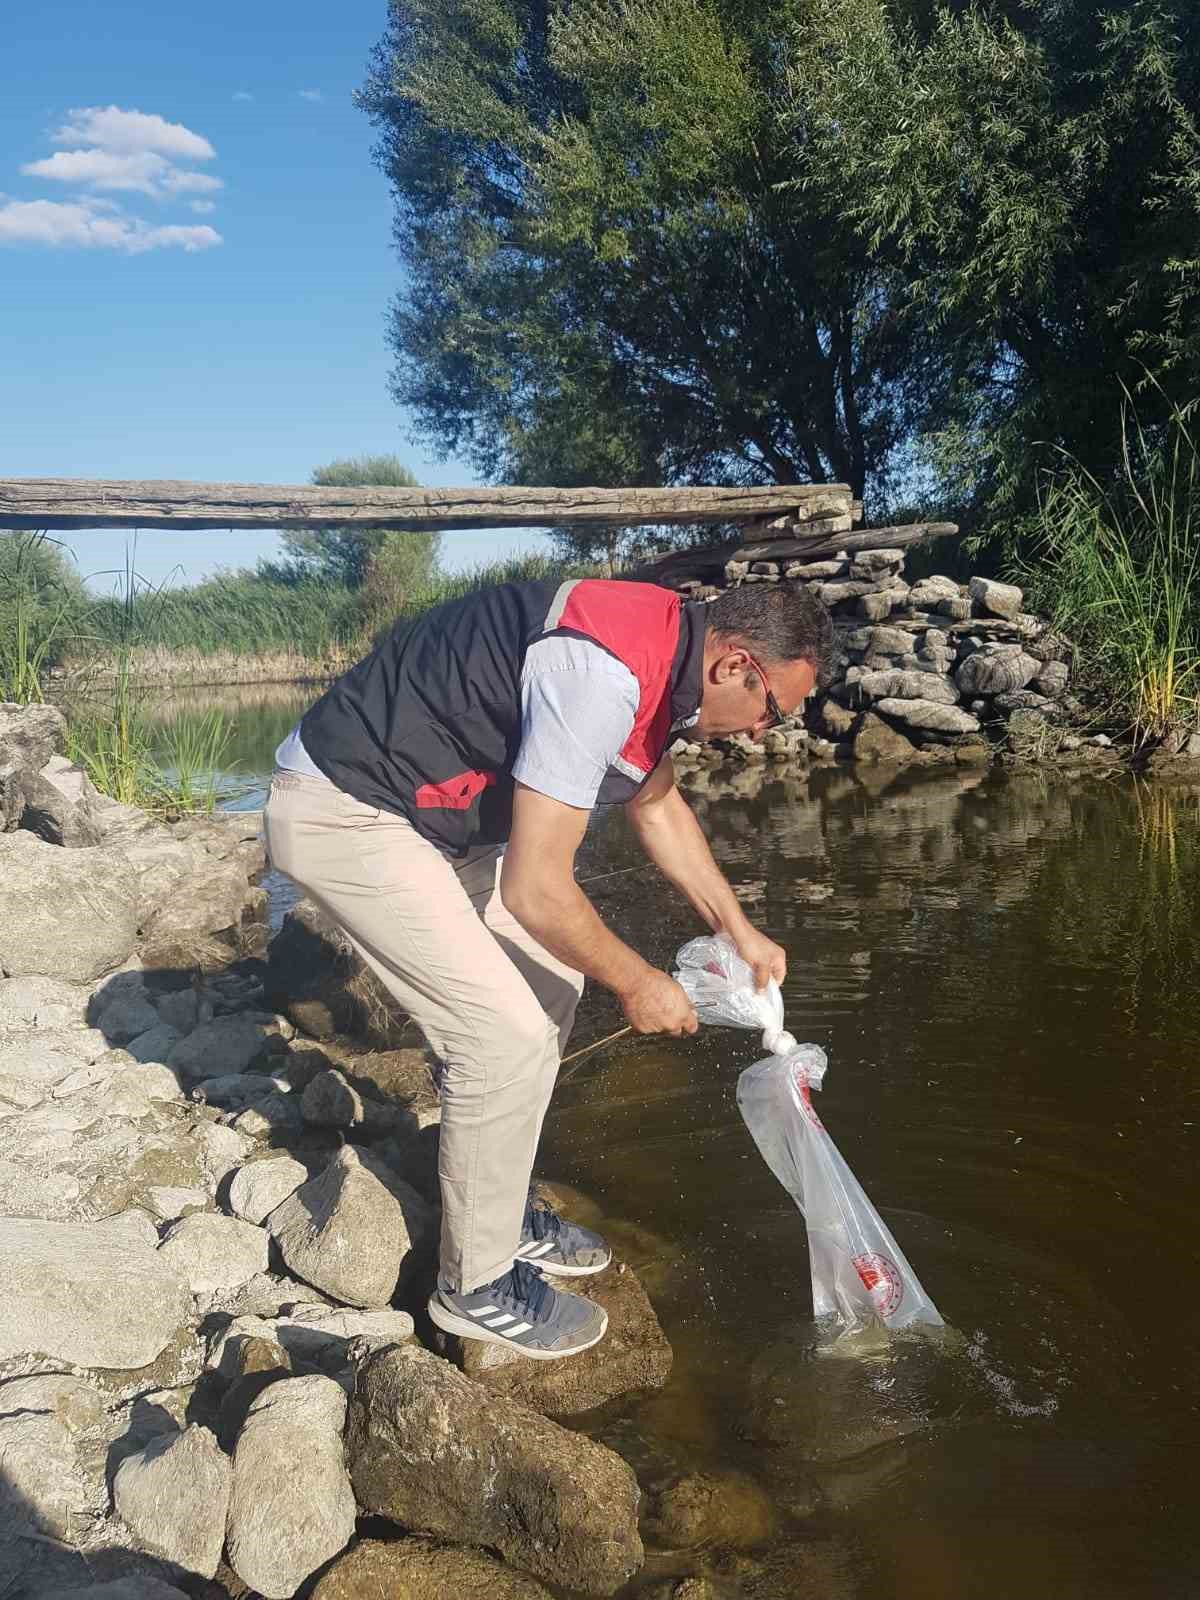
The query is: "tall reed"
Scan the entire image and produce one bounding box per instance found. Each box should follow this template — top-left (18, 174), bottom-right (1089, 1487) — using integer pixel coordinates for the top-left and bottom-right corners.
top-left (1020, 393), bottom-right (1200, 744)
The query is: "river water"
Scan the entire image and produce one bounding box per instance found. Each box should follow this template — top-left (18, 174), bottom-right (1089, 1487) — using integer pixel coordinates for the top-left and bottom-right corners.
top-left (158, 684), bottom-right (1200, 1599)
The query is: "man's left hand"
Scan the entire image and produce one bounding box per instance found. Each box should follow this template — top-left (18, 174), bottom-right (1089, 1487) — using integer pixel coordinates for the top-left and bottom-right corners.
top-left (731, 924), bottom-right (787, 992)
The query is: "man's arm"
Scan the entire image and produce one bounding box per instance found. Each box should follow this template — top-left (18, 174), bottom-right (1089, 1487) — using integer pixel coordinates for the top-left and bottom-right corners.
top-left (626, 756), bottom-right (786, 990)
top-left (500, 781), bottom-right (698, 1036)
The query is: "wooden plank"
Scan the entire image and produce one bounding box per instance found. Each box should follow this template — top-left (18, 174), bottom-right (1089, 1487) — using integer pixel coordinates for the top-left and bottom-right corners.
top-left (0, 478), bottom-right (853, 533)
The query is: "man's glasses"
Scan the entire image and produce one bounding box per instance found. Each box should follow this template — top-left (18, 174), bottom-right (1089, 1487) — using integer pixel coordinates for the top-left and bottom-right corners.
top-left (742, 649), bottom-right (785, 731)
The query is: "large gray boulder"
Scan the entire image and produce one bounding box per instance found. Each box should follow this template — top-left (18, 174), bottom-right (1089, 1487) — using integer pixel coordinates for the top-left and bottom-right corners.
top-left (0, 1373), bottom-right (108, 1543)
top-left (157, 1212), bottom-right (270, 1296)
top-left (346, 1343), bottom-right (644, 1596)
top-left (0, 833), bottom-right (141, 981)
top-left (875, 698), bottom-right (981, 739)
top-left (17, 756), bottom-right (103, 847)
top-left (226, 1374), bottom-right (356, 1599)
top-left (0, 1216), bottom-right (192, 1368)
top-left (112, 1423), bottom-right (231, 1579)
top-left (309, 1538), bottom-right (557, 1599)
top-left (227, 1154), bottom-right (310, 1224)
top-left (208, 1303), bottom-right (415, 1381)
top-left (265, 1145), bottom-right (435, 1309)
top-left (955, 647), bottom-right (1040, 698)
top-left (167, 1016), bottom-right (280, 1084)
top-left (850, 669), bottom-right (959, 706)
top-left (0, 701), bottom-right (67, 772)
top-left (969, 575), bottom-right (1024, 619)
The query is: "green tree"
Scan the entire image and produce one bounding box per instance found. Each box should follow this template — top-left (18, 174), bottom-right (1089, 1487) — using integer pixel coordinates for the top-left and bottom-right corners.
top-left (274, 453), bottom-right (440, 591)
top-left (358, 0), bottom-right (940, 516)
top-left (783, 0), bottom-right (1200, 532)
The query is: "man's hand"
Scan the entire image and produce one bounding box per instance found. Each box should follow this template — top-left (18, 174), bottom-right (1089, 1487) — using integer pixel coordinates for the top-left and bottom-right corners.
top-left (618, 969), bottom-right (699, 1037)
top-left (730, 924), bottom-right (787, 992)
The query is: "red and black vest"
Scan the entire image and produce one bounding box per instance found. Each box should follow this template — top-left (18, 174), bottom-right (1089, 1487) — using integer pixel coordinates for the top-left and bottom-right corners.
top-left (299, 578), bottom-right (708, 855)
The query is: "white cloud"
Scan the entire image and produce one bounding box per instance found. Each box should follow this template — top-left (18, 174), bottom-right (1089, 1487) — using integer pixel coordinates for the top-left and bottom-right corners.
top-left (4, 105), bottom-right (227, 253)
top-left (298, 89), bottom-right (323, 102)
top-left (233, 91), bottom-right (254, 103)
top-left (0, 195), bottom-right (221, 252)
top-left (52, 106), bottom-right (215, 162)
top-left (22, 148), bottom-right (223, 200)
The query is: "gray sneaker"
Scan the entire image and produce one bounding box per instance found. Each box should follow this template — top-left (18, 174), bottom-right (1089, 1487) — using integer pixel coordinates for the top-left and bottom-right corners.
top-left (428, 1258), bottom-right (608, 1360)
top-left (516, 1190), bottom-right (612, 1277)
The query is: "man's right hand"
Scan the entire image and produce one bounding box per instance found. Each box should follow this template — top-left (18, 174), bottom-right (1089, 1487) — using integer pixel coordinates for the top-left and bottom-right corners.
top-left (618, 969), bottom-right (699, 1037)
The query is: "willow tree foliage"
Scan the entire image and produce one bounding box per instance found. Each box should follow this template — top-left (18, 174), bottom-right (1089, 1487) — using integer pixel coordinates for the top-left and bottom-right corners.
top-left (359, 0), bottom-right (937, 518)
top-left (360, 0), bottom-right (1200, 539)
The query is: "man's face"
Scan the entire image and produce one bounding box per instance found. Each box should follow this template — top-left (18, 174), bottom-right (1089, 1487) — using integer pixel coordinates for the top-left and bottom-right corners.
top-left (694, 643), bottom-right (818, 739)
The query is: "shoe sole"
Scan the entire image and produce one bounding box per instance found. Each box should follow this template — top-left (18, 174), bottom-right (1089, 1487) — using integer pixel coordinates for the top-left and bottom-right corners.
top-left (427, 1296), bottom-right (609, 1361)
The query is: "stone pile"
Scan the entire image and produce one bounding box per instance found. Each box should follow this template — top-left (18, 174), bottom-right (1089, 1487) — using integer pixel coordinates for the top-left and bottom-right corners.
top-left (0, 706), bottom-right (673, 1600)
top-left (670, 556), bottom-right (1091, 769)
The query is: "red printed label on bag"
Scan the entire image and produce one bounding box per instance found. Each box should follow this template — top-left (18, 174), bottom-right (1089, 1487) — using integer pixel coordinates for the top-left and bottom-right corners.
top-left (852, 1252), bottom-right (904, 1318)
top-left (791, 1062), bottom-right (825, 1128)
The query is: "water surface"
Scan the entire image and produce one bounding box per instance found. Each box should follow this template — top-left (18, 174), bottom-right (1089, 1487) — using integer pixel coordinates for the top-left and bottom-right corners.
top-left (168, 685), bottom-right (1199, 1598)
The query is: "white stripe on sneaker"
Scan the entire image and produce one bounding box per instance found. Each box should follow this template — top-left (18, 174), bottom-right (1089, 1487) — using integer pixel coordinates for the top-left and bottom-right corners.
top-left (505, 1322), bottom-right (533, 1337)
top-left (514, 1242), bottom-right (535, 1257)
top-left (468, 1305), bottom-right (498, 1317)
top-left (484, 1313), bottom-right (516, 1327)
top-left (526, 1241), bottom-right (556, 1258)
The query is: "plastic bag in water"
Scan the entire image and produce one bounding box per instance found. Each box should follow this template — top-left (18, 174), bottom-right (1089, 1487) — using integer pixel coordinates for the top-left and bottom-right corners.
top-left (674, 935), bottom-right (943, 1342)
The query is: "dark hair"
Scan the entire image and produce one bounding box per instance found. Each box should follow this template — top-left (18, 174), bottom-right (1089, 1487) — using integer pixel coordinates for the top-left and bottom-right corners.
top-left (706, 580), bottom-right (835, 682)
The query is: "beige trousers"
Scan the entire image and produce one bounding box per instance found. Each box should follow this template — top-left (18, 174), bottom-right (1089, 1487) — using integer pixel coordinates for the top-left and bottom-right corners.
top-left (263, 770), bottom-right (584, 1291)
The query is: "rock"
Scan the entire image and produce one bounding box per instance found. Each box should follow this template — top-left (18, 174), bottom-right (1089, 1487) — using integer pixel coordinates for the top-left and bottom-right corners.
top-left (154, 987), bottom-right (203, 1034)
top-left (123, 1024), bottom-right (182, 1065)
top-left (145, 1185), bottom-right (211, 1222)
top-left (969, 576), bottom-right (1023, 619)
top-left (852, 713), bottom-right (916, 764)
top-left (850, 547), bottom-right (905, 574)
top-left (228, 1155), bottom-right (310, 1224)
top-left (309, 1538), bottom-right (557, 1599)
top-left (93, 1208), bottom-right (161, 1250)
top-left (994, 690), bottom-right (1058, 714)
top-left (209, 1304), bottom-right (416, 1381)
top-left (18, 759), bottom-right (102, 847)
top-left (189, 1120), bottom-right (253, 1190)
top-left (434, 1261), bottom-right (671, 1419)
top-left (0, 701), bottom-right (67, 771)
top-left (1032, 659), bottom-right (1070, 698)
top-left (40, 1579), bottom-right (193, 1599)
top-left (112, 1424), bottom-right (231, 1579)
top-left (784, 559), bottom-right (847, 579)
top-left (0, 1383), bottom-right (108, 1542)
top-left (157, 1212), bottom-right (270, 1295)
top-left (266, 1145), bottom-right (435, 1309)
top-left (227, 1375), bottom-right (356, 1599)
top-left (346, 1343), bottom-right (643, 1596)
top-left (0, 1216), bottom-right (192, 1368)
top-left (0, 833), bottom-right (141, 981)
top-left (266, 898), bottom-right (407, 1044)
top-left (955, 649), bottom-right (1040, 697)
top-left (934, 595), bottom-right (973, 620)
top-left (907, 575), bottom-right (961, 607)
top-left (94, 995), bottom-right (162, 1048)
top-left (850, 670), bottom-right (959, 706)
top-left (0, 1036), bottom-right (87, 1088)
top-left (231, 1090), bottom-right (305, 1138)
top-left (192, 1072), bottom-right (289, 1111)
top-left (302, 1066), bottom-right (399, 1133)
top-left (811, 696), bottom-right (856, 740)
top-left (875, 699), bottom-right (981, 738)
top-left (0, 974), bottom-right (89, 1031)
top-left (167, 1016), bottom-right (280, 1084)
top-left (863, 625), bottom-right (913, 658)
top-left (214, 1271), bottom-right (336, 1322)
top-left (645, 1471), bottom-right (776, 1550)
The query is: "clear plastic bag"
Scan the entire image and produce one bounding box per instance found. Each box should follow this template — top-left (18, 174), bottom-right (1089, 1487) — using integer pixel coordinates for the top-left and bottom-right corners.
top-left (674, 935), bottom-right (943, 1342)
top-left (674, 933), bottom-right (797, 1055)
top-left (737, 1048), bottom-right (943, 1341)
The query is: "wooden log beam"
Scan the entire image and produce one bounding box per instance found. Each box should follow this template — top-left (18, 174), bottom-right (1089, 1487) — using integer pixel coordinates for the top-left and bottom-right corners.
top-left (0, 478), bottom-right (853, 533)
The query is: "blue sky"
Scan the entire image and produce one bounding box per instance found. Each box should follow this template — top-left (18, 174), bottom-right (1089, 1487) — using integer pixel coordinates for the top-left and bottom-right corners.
top-left (0, 0), bottom-right (547, 590)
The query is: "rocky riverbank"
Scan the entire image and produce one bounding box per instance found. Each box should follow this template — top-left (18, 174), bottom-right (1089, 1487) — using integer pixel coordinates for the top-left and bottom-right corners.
top-left (0, 703), bottom-right (712, 1600)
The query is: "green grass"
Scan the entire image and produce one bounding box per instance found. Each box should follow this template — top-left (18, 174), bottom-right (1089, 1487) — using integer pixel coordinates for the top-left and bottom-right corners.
top-left (1019, 392), bottom-right (1200, 746)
